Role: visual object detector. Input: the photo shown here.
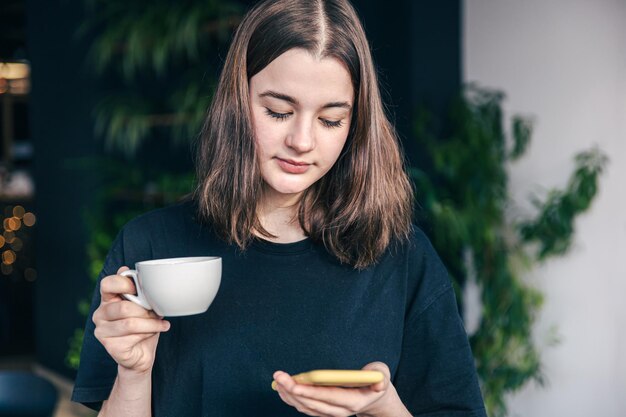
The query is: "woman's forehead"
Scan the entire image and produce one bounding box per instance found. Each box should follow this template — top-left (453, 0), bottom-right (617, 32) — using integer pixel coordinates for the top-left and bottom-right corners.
top-left (250, 48), bottom-right (354, 108)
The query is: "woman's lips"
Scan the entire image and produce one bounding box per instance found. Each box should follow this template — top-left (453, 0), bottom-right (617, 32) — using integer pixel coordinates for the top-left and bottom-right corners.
top-left (276, 158), bottom-right (311, 174)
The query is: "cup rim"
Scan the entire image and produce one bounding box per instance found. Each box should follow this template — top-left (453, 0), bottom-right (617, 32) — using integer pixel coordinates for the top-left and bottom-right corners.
top-left (136, 256), bottom-right (221, 267)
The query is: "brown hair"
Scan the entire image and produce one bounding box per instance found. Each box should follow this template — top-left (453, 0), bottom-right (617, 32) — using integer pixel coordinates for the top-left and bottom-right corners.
top-left (194, 0), bottom-right (413, 269)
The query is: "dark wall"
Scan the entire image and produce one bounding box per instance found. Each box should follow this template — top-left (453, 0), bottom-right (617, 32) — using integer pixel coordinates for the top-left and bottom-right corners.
top-left (26, 0), bottom-right (101, 378)
top-left (352, 0), bottom-right (461, 165)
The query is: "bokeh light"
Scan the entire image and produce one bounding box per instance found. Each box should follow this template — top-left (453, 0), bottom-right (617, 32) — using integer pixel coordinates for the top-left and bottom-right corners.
top-left (13, 206), bottom-right (25, 219)
top-left (23, 212), bottom-right (36, 227)
top-left (10, 237), bottom-right (22, 252)
top-left (2, 250), bottom-right (16, 265)
top-left (8, 217), bottom-right (21, 231)
top-left (3, 231), bottom-right (15, 244)
top-left (24, 268), bottom-right (37, 282)
top-left (0, 206), bottom-right (35, 279)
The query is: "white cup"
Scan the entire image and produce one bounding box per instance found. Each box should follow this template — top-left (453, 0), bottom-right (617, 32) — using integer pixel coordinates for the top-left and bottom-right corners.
top-left (120, 256), bottom-right (222, 317)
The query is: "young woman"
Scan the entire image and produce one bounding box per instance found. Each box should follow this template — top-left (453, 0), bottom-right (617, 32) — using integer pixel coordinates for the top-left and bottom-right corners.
top-left (72, 0), bottom-right (486, 416)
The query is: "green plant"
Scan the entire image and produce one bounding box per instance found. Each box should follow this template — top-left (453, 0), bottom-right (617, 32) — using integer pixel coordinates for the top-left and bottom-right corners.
top-left (83, 0), bottom-right (243, 156)
top-left (410, 86), bottom-right (607, 416)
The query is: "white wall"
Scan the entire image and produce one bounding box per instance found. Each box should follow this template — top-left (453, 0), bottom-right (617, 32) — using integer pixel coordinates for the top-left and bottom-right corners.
top-left (463, 1), bottom-right (626, 416)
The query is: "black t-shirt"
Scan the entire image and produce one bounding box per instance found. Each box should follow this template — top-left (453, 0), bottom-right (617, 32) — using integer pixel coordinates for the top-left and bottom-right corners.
top-left (71, 201), bottom-right (486, 416)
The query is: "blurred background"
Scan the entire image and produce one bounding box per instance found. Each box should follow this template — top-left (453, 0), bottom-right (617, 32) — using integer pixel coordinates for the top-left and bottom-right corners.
top-left (0, 0), bottom-right (623, 416)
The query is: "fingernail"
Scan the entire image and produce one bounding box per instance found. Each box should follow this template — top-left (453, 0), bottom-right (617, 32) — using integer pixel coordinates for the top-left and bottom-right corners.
top-left (163, 321), bottom-right (171, 330)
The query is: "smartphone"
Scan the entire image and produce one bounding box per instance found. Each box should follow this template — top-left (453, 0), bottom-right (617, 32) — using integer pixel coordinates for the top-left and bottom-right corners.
top-left (271, 369), bottom-right (384, 390)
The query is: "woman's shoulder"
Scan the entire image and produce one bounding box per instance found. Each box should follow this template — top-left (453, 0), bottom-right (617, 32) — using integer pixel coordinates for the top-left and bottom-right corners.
top-left (401, 224), bottom-right (453, 296)
top-left (407, 224), bottom-right (433, 249)
top-left (112, 199), bottom-right (202, 260)
top-left (121, 199), bottom-right (198, 236)
top-left (392, 224), bottom-right (440, 262)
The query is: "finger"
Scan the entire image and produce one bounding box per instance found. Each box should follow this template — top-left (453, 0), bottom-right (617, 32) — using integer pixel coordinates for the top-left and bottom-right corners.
top-left (100, 300), bottom-right (155, 321)
top-left (291, 383), bottom-right (372, 412)
top-left (274, 372), bottom-right (357, 415)
top-left (274, 381), bottom-right (306, 410)
top-left (273, 373), bottom-right (315, 412)
top-left (275, 383), bottom-right (322, 416)
top-left (273, 370), bottom-right (382, 410)
top-left (117, 266), bottom-right (130, 274)
top-left (95, 317), bottom-right (170, 338)
top-left (100, 274), bottom-right (137, 303)
top-left (277, 383), bottom-right (353, 417)
top-left (362, 362), bottom-right (391, 392)
top-left (101, 332), bottom-right (159, 348)
top-left (297, 398), bottom-right (351, 417)
top-left (274, 370), bottom-right (341, 398)
top-left (93, 301), bottom-right (160, 325)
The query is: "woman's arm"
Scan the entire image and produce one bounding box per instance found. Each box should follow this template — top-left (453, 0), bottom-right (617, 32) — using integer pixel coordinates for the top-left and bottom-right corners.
top-left (92, 266), bottom-right (170, 416)
top-left (356, 381), bottom-right (413, 417)
top-left (99, 367), bottom-right (152, 417)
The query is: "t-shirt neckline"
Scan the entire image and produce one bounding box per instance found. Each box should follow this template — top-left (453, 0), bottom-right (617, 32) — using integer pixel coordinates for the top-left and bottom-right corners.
top-left (251, 236), bottom-right (313, 255)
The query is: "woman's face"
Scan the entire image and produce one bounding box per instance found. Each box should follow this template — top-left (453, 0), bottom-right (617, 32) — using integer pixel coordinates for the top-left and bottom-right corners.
top-left (249, 48), bottom-right (354, 205)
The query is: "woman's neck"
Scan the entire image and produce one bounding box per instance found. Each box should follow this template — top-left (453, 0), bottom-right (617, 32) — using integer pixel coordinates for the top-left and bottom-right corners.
top-left (255, 189), bottom-right (307, 243)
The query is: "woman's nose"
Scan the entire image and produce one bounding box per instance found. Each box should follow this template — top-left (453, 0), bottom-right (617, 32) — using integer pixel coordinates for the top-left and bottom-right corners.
top-left (285, 119), bottom-right (315, 153)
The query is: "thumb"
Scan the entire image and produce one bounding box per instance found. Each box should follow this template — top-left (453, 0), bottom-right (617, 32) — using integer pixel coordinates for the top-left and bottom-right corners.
top-left (362, 361), bottom-right (391, 392)
top-left (117, 266), bottom-right (130, 275)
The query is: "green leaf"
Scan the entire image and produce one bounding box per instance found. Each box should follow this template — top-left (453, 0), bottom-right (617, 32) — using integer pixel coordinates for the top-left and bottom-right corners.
top-left (510, 116), bottom-right (533, 160)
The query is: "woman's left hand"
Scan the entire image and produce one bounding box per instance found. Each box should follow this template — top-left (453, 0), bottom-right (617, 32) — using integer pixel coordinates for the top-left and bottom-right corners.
top-left (273, 362), bottom-right (411, 417)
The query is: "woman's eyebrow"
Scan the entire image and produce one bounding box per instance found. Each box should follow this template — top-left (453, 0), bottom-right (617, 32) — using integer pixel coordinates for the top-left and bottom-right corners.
top-left (259, 90), bottom-right (297, 105)
top-left (258, 90), bottom-right (352, 110)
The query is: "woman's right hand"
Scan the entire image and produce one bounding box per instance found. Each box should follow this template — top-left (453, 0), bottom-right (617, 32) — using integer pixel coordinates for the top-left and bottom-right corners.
top-left (92, 266), bottom-right (171, 375)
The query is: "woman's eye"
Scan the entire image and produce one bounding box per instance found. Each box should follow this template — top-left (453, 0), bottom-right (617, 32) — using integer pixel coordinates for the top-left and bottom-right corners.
top-left (264, 108), bottom-right (291, 121)
top-left (264, 108), bottom-right (343, 129)
top-left (320, 119), bottom-right (343, 129)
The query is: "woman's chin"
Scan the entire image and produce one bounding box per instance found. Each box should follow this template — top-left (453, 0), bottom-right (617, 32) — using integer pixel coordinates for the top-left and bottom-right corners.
top-left (263, 181), bottom-right (310, 198)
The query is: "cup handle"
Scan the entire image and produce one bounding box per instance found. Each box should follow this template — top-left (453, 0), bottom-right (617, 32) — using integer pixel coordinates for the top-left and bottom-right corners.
top-left (120, 269), bottom-right (152, 311)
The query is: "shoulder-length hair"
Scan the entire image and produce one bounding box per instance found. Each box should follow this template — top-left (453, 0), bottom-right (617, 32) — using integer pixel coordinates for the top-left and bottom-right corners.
top-left (194, 0), bottom-right (413, 269)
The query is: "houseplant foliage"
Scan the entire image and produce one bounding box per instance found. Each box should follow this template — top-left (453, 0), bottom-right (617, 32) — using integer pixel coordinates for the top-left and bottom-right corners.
top-left (410, 86), bottom-right (607, 416)
top-left (84, 0), bottom-right (243, 155)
